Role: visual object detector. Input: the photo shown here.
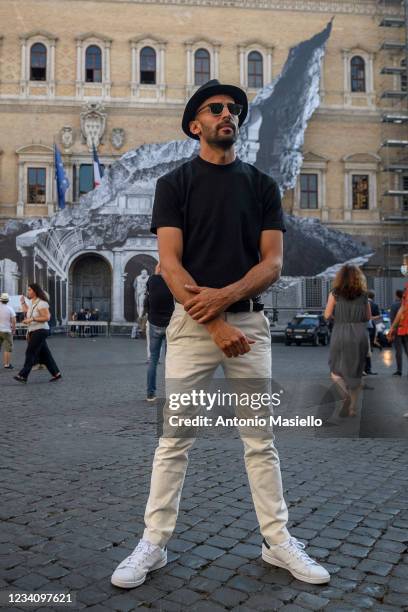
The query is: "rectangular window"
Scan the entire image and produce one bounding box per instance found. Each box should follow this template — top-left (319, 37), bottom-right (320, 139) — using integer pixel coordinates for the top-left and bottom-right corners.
top-left (27, 168), bottom-right (46, 204)
top-left (79, 163), bottom-right (105, 196)
top-left (300, 173), bottom-right (318, 209)
top-left (403, 175), bottom-right (408, 212)
top-left (352, 174), bottom-right (369, 209)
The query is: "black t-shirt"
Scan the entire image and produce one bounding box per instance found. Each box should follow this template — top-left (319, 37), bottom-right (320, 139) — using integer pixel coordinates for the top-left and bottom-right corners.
top-left (150, 156), bottom-right (286, 289)
top-left (146, 274), bottom-right (174, 327)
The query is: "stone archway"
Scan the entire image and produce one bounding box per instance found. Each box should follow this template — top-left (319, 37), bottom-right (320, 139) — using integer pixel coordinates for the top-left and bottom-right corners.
top-left (124, 254), bottom-right (157, 322)
top-left (69, 254), bottom-right (112, 321)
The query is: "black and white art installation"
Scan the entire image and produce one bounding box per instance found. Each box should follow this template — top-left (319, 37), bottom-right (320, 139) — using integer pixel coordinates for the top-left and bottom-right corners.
top-left (0, 20), bottom-right (372, 323)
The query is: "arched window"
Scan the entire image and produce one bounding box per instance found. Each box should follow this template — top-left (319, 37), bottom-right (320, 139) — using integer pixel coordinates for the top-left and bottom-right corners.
top-left (140, 46), bottom-right (156, 84)
top-left (401, 59), bottom-right (407, 92)
top-left (30, 43), bottom-right (47, 81)
top-left (351, 56), bottom-right (365, 92)
top-left (194, 48), bottom-right (210, 86)
top-left (248, 51), bottom-right (263, 88)
top-left (85, 45), bottom-right (102, 83)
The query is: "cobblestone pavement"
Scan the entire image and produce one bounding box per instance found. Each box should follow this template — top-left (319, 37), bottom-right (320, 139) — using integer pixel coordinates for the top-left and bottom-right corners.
top-left (1, 336), bottom-right (408, 611)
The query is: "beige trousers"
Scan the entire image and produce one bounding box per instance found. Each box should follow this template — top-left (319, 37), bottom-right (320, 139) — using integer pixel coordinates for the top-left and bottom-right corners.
top-left (143, 303), bottom-right (290, 547)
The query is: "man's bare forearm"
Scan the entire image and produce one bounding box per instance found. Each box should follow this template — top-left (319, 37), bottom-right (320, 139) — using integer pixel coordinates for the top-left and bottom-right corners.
top-left (161, 259), bottom-right (223, 331)
top-left (222, 257), bottom-right (282, 303)
top-left (160, 259), bottom-right (199, 305)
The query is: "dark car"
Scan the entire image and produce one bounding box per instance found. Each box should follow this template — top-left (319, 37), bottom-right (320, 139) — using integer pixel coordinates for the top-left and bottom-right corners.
top-left (285, 313), bottom-right (330, 346)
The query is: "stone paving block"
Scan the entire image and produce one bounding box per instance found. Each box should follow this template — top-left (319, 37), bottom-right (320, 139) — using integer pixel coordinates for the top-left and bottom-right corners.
top-left (191, 545), bottom-right (225, 561)
top-left (59, 572), bottom-right (93, 590)
top-left (213, 554), bottom-right (246, 570)
top-left (227, 574), bottom-right (263, 593)
top-left (384, 591), bottom-right (408, 607)
top-left (210, 586), bottom-right (249, 607)
top-left (36, 563), bottom-right (70, 579)
top-left (187, 601), bottom-right (226, 612)
top-left (294, 592), bottom-right (330, 610)
top-left (342, 593), bottom-right (376, 608)
top-left (188, 575), bottom-right (221, 593)
top-left (237, 562), bottom-right (268, 578)
top-left (368, 550), bottom-right (400, 565)
top-left (338, 567), bottom-right (365, 582)
top-left (229, 543), bottom-right (260, 559)
top-left (382, 528), bottom-right (408, 543)
top-left (310, 537), bottom-right (342, 551)
top-left (357, 559), bottom-right (394, 577)
top-left (11, 572), bottom-right (51, 591)
top-left (346, 533), bottom-right (377, 547)
top-left (77, 586), bottom-right (110, 606)
top-left (166, 587), bottom-right (202, 605)
top-left (178, 553), bottom-right (208, 569)
top-left (320, 528), bottom-right (350, 540)
top-left (222, 526), bottom-right (250, 540)
top-left (357, 582), bottom-right (386, 599)
top-left (373, 539), bottom-right (406, 554)
top-left (240, 593), bottom-right (284, 610)
top-left (329, 576), bottom-right (359, 592)
top-left (304, 546), bottom-right (330, 559)
top-left (167, 563), bottom-right (197, 581)
top-left (205, 535), bottom-right (239, 549)
top-left (167, 539), bottom-right (196, 553)
top-left (387, 576), bottom-right (408, 594)
top-left (339, 543), bottom-right (370, 559)
top-left (179, 530), bottom-right (208, 544)
top-left (200, 565), bottom-right (235, 582)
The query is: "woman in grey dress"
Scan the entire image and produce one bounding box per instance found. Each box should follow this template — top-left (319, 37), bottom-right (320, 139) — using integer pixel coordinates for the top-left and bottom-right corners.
top-left (324, 265), bottom-right (371, 417)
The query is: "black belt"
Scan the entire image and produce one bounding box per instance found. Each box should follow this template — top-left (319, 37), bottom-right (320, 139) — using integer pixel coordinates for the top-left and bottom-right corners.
top-left (226, 299), bottom-right (264, 313)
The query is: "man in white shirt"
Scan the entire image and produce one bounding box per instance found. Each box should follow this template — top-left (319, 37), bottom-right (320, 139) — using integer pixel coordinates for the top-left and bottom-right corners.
top-left (0, 293), bottom-right (16, 369)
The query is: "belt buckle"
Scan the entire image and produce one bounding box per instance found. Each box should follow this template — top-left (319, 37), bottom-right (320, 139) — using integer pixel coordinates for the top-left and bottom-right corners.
top-left (249, 299), bottom-right (253, 313)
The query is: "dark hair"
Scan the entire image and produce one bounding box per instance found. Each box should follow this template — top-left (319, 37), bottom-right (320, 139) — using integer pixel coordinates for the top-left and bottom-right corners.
top-left (368, 290), bottom-right (375, 299)
top-left (396, 289), bottom-right (404, 299)
top-left (332, 264), bottom-right (367, 300)
top-left (28, 283), bottom-right (48, 302)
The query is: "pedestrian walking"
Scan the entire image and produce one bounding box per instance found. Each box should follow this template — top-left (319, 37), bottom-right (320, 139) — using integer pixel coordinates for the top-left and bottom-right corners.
top-left (388, 283), bottom-right (408, 378)
top-left (324, 265), bottom-right (371, 417)
top-left (145, 263), bottom-right (174, 402)
top-left (0, 292), bottom-right (16, 369)
top-left (14, 283), bottom-right (62, 383)
top-left (111, 79), bottom-right (330, 590)
top-left (389, 289), bottom-right (405, 376)
top-left (364, 290), bottom-right (381, 375)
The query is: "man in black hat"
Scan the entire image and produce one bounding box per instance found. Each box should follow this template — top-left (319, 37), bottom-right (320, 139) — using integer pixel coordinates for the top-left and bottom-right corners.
top-left (111, 80), bottom-right (330, 589)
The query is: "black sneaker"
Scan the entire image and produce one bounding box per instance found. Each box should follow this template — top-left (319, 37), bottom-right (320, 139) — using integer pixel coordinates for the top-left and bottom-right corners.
top-left (14, 375), bottom-right (27, 383)
top-left (146, 394), bottom-right (157, 402)
top-left (392, 371), bottom-right (402, 376)
top-left (4, 364), bottom-right (14, 369)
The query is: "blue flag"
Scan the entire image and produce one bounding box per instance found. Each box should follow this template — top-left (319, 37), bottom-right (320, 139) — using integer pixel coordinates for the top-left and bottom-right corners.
top-left (54, 144), bottom-right (70, 209)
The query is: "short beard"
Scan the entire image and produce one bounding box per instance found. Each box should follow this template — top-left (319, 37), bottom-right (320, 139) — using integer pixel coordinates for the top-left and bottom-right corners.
top-left (206, 127), bottom-right (237, 150)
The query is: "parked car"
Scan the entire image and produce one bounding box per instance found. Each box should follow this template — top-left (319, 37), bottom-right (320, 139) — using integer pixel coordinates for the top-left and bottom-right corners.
top-left (285, 313), bottom-right (330, 346)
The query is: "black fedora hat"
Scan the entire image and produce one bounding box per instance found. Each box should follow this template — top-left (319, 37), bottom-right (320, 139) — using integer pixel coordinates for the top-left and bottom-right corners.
top-left (182, 79), bottom-right (248, 140)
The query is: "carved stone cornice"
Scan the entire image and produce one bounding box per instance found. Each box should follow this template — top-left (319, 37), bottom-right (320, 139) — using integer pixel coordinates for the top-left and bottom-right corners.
top-left (66, 0), bottom-right (402, 17)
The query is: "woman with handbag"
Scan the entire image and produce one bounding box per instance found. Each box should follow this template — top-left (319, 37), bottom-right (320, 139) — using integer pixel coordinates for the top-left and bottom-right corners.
top-left (14, 283), bottom-right (62, 384)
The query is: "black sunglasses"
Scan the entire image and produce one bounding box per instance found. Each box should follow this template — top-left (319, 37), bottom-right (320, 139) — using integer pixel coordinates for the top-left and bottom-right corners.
top-left (196, 102), bottom-right (243, 117)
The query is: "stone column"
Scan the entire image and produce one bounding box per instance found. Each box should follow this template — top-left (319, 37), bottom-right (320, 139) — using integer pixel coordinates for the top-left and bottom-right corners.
top-left (238, 46), bottom-right (245, 87)
top-left (49, 41), bottom-right (56, 97)
top-left (112, 250), bottom-right (125, 323)
top-left (75, 40), bottom-right (82, 97)
top-left (20, 248), bottom-right (35, 287)
top-left (56, 277), bottom-right (61, 323)
top-left (20, 39), bottom-right (27, 96)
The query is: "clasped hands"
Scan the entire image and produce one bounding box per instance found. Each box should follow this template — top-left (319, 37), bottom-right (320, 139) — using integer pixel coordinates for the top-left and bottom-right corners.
top-left (184, 284), bottom-right (255, 358)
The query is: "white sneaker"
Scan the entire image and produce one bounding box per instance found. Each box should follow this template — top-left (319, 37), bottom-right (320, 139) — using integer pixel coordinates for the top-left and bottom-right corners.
top-left (262, 537), bottom-right (330, 584)
top-left (111, 539), bottom-right (167, 588)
